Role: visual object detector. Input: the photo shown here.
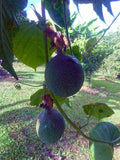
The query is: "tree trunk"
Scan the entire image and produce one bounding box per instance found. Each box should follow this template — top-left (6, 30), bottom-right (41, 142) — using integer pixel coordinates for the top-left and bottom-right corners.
top-left (87, 76), bottom-right (91, 87)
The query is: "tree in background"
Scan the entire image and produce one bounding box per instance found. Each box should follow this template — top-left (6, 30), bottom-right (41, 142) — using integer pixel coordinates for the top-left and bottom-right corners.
top-left (82, 41), bottom-right (113, 86)
top-left (16, 10), bottom-right (29, 24)
top-left (101, 32), bottom-right (120, 78)
top-left (66, 15), bottom-right (113, 85)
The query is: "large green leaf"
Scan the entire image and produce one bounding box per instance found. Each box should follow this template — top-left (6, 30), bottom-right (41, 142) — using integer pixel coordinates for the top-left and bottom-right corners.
top-left (89, 122), bottom-right (120, 160)
top-left (0, 0), bottom-right (18, 79)
top-left (90, 142), bottom-right (113, 160)
top-left (13, 22), bottom-right (54, 69)
top-left (83, 103), bottom-right (114, 120)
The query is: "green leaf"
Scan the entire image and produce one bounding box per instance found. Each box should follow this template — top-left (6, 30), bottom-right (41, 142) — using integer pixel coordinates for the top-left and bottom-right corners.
top-left (89, 122), bottom-right (120, 160)
top-left (93, 2), bottom-right (105, 22)
top-left (45, 0), bottom-right (71, 27)
top-left (85, 37), bottom-right (97, 53)
top-left (73, 0), bottom-right (115, 23)
top-left (90, 142), bottom-right (113, 160)
top-left (103, 1), bottom-right (114, 16)
top-left (83, 103), bottom-right (114, 120)
top-left (86, 18), bottom-right (98, 28)
top-left (54, 95), bottom-right (70, 106)
top-left (30, 88), bottom-right (69, 107)
top-left (65, 44), bottom-right (82, 61)
top-left (70, 12), bottom-right (78, 26)
top-left (13, 22), bottom-right (54, 69)
top-left (96, 29), bottom-right (106, 36)
top-left (0, 0), bottom-right (18, 79)
top-left (30, 88), bottom-right (44, 106)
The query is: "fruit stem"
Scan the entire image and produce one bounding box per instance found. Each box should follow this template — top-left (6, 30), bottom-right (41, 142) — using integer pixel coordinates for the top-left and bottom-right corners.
top-left (63, 0), bottom-right (74, 56)
top-left (41, 0), bottom-right (49, 66)
top-left (51, 92), bottom-right (113, 145)
top-left (41, 0), bottom-right (49, 97)
top-left (14, 81), bottom-right (43, 88)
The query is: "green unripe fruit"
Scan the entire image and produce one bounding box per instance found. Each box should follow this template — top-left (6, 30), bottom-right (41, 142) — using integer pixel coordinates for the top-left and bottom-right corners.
top-left (45, 53), bottom-right (84, 97)
top-left (36, 109), bottom-right (65, 144)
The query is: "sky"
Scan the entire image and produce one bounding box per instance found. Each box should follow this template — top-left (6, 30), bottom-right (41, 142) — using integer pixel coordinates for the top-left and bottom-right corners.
top-left (25, 0), bottom-right (120, 33)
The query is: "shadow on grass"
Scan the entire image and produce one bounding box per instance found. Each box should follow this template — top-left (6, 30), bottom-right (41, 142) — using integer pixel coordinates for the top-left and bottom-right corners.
top-left (0, 99), bottom-right (29, 110)
top-left (19, 80), bottom-right (43, 85)
top-left (91, 79), bottom-right (120, 93)
top-left (0, 106), bottom-right (69, 159)
top-left (16, 70), bottom-right (44, 85)
top-left (0, 105), bottom-right (45, 159)
top-left (0, 106), bottom-right (37, 126)
top-left (17, 71), bottom-right (44, 79)
top-left (1, 92), bottom-right (119, 159)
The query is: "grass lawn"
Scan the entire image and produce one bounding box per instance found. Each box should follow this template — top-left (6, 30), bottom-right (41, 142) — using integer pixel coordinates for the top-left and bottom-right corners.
top-left (0, 62), bottom-right (120, 160)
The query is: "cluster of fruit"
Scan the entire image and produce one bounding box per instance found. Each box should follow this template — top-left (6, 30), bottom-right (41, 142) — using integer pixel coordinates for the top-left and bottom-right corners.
top-left (36, 26), bottom-right (84, 144)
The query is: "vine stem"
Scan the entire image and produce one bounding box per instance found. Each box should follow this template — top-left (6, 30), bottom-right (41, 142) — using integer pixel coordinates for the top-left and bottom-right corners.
top-left (52, 93), bottom-right (120, 146)
top-left (63, 0), bottom-right (74, 56)
top-left (51, 92), bottom-right (113, 145)
top-left (41, 0), bottom-right (48, 96)
top-left (41, 0), bottom-right (48, 66)
top-left (14, 81), bottom-right (43, 87)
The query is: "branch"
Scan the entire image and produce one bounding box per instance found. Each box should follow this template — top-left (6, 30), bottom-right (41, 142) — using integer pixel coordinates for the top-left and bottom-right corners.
top-left (82, 12), bottom-right (120, 55)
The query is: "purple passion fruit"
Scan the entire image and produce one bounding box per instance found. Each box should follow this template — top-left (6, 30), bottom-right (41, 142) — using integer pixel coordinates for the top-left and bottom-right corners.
top-left (36, 109), bottom-right (65, 144)
top-left (45, 53), bottom-right (84, 97)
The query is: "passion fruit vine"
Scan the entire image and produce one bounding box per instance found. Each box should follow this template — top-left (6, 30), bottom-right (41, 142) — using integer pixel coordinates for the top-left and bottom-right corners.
top-left (36, 108), bottom-right (65, 144)
top-left (45, 53), bottom-right (84, 97)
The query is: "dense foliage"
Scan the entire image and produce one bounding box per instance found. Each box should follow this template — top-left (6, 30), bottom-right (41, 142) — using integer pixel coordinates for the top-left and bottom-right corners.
top-left (82, 41), bottom-right (113, 85)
